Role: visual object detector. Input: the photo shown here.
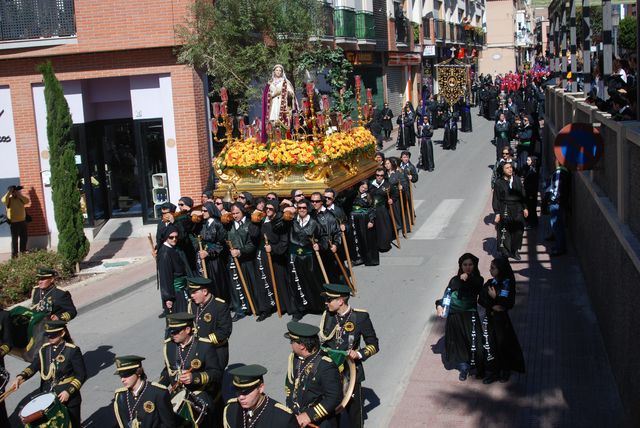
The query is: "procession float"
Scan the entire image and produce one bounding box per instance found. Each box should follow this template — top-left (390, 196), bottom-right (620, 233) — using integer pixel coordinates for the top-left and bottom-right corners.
top-left (212, 66), bottom-right (378, 197)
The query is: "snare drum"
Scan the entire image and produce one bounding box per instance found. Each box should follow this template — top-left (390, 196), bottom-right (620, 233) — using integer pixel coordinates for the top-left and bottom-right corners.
top-left (171, 389), bottom-right (199, 427)
top-left (19, 392), bottom-right (70, 427)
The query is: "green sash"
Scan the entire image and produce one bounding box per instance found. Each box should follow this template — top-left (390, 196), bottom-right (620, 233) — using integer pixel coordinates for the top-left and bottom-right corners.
top-left (173, 276), bottom-right (187, 291)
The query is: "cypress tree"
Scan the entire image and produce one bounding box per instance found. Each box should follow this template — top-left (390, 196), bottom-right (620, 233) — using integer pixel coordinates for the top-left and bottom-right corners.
top-left (38, 61), bottom-right (89, 270)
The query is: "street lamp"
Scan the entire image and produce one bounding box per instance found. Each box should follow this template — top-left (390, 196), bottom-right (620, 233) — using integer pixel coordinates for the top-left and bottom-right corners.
top-left (612, 6), bottom-right (620, 58)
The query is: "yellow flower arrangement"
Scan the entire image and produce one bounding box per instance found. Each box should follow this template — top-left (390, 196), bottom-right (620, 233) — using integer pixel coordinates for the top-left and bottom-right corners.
top-left (220, 128), bottom-right (375, 169)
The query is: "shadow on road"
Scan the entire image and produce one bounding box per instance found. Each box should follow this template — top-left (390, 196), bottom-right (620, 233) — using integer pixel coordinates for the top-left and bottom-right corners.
top-left (83, 345), bottom-right (116, 379)
top-left (83, 402), bottom-right (116, 427)
top-left (362, 386), bottom-right (381, 421)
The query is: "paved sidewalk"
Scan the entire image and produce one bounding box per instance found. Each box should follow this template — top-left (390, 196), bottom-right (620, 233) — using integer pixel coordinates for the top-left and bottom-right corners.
top-left (390, 197), bottom-right (624, 427)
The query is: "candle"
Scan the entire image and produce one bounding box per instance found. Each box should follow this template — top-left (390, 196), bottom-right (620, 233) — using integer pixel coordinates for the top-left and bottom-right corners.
top-left (275, 129), bottom-right (282, 141)
top-left (212, 102), bottom-right (220, 117)
top-left (221, 103), bottom-right (228, 116)
top-left (336, 112), bottom-right (343, 125)
top-left (322, 95), bottom-right (330, 112)
top-left (254, 118), bottom-right (261, 132)
top-left (239, 117), bottom-right (245, 130)
top-left (347, 118), bottom-right (353, 130)
top-left (366, 88), bottom-right (373, 103)
top-left (266, 122), bottom-right (273, 135)
top-left (354, 75), bottom-right (361, 90)
top-left (302, 98), bottom-right (310, 114)
top-left (220, 87), bottom-right (228, 102)
top-left (306, 82), bottom-right (314, 99)
top-left (363, 104), bottom-right (370, 119)
top-left (316, 113), bottom-right (324, 128)
top-left (211, 118), bottom-right (218, 134)
top-left (294, 115), bottom-right (300, 130)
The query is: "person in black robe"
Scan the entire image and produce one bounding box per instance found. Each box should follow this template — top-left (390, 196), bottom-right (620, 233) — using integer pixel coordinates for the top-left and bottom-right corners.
top-left (425, 94), bottom-right (437, 126)
top-left (197, 201), bottom-right (230, 301)
top-left (435, 253), bottom-right (485, 381)
top-left (153, 202), bottom-right (176, 257)
top-left (369, 168), bottom-right (394, 252)
top-left (460, 97), bottom-right (473, 132)
top-left (365, 106), bottom-right (384, 150)
top-left (417, 115), bottom-right (435, 171)
top-left (415, 99), bottom-right (427, 133)
top-left (157, 224), bottom-right (188, 315)
top-left (515, 115), bottom-right (533, 174)
top-left (276, 200), bottom-right (326, 318)
top-left (495, 113), bottom-right (511, 160)
top-left (478, 257), bottom-right (525, 384)
top-left (310, 192), bottom-right (344, 285)
top-left (380, 103), bottom-right (394, 141)
top-left (523, 155), bottom-right (540, 229)
top-left (492, 162), bottom-right (528, 260)
top-left (349, 181), bottom-right (379, 266)
top-left (0, 307), bottom-right (10, 426)
top-left (399, 151), bottom-right (418, 229)
top-left (226, 203), bottom-right (260, 321)
top-left (396, 105), bottom-right (414, 150)
top-left (486, 87), bottom-right (499, 120)
top-left (174, 196), bottom-right (198, 276)
top-left (263, 202), bottom-right (299, 317)
top-left (384, 158), bottom-right (405, 236)
top-left (442, 109), bottom-right (458, 150)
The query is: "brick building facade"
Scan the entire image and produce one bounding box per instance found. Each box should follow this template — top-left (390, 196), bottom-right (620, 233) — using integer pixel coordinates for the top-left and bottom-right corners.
top-left (0, 0), bottom-right (211, 248)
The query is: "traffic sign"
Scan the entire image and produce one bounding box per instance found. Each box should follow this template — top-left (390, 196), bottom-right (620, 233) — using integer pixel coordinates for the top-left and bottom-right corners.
top-left (553, 123), bottom-right (603, 171)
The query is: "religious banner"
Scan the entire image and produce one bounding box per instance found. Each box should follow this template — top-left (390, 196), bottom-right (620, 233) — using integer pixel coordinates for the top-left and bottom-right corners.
top-left (434, 59), bottom-right (470, 109)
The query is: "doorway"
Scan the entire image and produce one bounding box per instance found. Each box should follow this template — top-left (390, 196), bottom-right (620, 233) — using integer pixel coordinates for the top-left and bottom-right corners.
top-left (76, 118), bottom-right (167, 226)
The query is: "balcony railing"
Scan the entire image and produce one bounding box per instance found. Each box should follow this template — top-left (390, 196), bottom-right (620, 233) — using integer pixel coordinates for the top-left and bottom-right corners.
top-left (334, 7), bottom-right (356, 39)
top-left (434, 19), bottom-right (445, 42)
top-left (355, 11), bottom-right (375, 40)
top-left (0, 0), bottom-right (76, 43)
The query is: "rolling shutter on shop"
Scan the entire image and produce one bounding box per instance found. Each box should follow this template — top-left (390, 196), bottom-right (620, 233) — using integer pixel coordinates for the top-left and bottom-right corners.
top-left (386, 67), bottom-right (405, 120)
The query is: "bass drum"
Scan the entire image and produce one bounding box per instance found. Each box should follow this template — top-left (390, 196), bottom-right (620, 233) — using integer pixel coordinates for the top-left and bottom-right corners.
top-left (9, 307), bottom-right (48, 362)
top-left (171, 389), bottom-right (203, 428)
top-left (19, 392), bottom-right (70, 427)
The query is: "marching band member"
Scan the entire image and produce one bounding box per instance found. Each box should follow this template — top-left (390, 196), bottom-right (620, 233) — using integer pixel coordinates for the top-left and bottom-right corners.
top-left (31, 268), bottom-right (77, 322)
top-left (11, 320), bottom-right (86, 427)
top-left (113, 355), bottom-right (177, 427)
top-left (224, 364), bottom-right (297, 427)
top-left (319, 284), bottom-right (379, 428)
top-left (159, 313), bottom-right (223, 427)
top-left (284, 322), bottom-right (342, 428)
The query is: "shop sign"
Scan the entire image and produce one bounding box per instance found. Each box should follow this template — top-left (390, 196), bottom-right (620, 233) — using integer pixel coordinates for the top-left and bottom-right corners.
top-left (423, 45), bottom-right (436, 57)
top-left (388, 52), bottom-right (421, 66)
top-left (345, 52), bottom-right (376, 65)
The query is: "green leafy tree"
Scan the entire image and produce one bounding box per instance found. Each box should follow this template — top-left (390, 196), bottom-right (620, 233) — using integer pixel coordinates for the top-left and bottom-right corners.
top-left (618, 16), bottom-right (636, 51)
top-left (177, 0), bottom-right (322, 113)
top-left (38, 62), bottom-right (89, 271)
top-left (298, 47), bottom-right (354, 116)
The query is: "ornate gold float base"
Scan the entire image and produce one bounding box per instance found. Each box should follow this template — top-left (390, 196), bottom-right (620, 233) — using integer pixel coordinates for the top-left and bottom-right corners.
top-left (214, 156), bottom-right (379, 197)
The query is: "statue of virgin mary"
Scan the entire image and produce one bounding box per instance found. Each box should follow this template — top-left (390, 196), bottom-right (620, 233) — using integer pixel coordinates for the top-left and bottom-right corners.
top-left (261, 64), bottom-right (298, 141)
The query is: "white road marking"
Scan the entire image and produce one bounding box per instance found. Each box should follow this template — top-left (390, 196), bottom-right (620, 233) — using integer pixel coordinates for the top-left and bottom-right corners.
top-left (412, 199), bottom-right (465, 240)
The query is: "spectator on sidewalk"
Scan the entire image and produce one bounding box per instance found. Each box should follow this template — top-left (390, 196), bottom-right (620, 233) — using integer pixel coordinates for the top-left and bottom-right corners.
top-left (478, 257), bottom-right (525, 384)
top-left (2, 184), bottom-right (30, 258)
top-left (435, 253), bottom-right (485, 381)
top-left (545, 162), bottom-right (571, 256)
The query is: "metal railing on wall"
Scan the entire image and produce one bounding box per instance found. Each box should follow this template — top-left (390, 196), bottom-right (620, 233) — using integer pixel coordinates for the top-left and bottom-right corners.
top-left (0, 0), bottom-right (76, 42)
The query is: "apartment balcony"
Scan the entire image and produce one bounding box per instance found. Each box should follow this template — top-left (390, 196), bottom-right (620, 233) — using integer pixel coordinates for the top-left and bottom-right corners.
top-left (355, 10), bottom-right (375, 45)
top-left (0, 0), bottom-right (76, 46)
top-left (334, 7), bottom-right (357, 44)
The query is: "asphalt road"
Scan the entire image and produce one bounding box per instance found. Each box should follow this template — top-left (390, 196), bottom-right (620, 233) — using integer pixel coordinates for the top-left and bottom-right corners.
top-left (5, 110), bottom-right (496, 427)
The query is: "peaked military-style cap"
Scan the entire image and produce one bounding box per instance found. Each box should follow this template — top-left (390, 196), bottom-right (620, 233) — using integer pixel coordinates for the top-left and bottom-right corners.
top-left (44, 320), bottom-right (67, 335)
top-left (322, 283), bottom-right (352, 298)
top-left (36, 268), bottom-right (57, 278)
top-left (187, 277), bottom-right (212, 291)
top-left (284, 321), bottom-right (320, 341)
top-left (167, 313), bottom-right (195, 331)
top-left (229, 364), bottom-right (268, 392)
top-left (114, 355), bottom-right (145, 376)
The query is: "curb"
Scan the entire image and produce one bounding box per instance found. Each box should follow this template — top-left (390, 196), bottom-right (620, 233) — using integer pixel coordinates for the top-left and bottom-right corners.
top-left (78, 273), bottom-right (156, 314)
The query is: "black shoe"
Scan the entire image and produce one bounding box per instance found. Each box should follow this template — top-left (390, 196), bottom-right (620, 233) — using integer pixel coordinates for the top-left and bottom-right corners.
top-left (231, 314), bottom-right (245, 322)
top-left (512, 252), bottom-right (521, 261)
top-left (256, 313), bottom-right (268, 322)
top-left (550, 248), bottom-right (566, 256)
top-left (475, 371), bottom-right (485, 380)
top-left (483, 373), bottom-right (498, 384)
top-left (291, 313), bottom-right (303, 321)
top-left (458, 370), bottom-right (468, 381)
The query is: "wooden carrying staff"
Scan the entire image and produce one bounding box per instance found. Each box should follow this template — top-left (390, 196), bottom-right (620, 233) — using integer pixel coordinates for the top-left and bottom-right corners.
top-left (339, 225), bottom-right (356, 288)
top-left (330, 240), bottom-right (356, 294)
top-left (148, 233), bottom-right (155, 256)
top-left (408, 182), bottom-right (416, 222)
top-left (226, 240), bottom-right (257, 317)
top-left (311, 237), bottom-right (330, 284)
top-left (263, 234), bottom-right (282, 318)
top-left (398, 184), bottom-right (407, 238)
top-left (385, 188), bottom-right (401, 249)
top-left (0, 384), bottom-right (16, 403)
top-left (197, 236), bottom-right (208, 279)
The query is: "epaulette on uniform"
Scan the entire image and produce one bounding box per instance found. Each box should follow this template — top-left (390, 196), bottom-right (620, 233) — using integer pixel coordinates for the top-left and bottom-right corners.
top-left (275, 402), bottom-right (293, 414)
